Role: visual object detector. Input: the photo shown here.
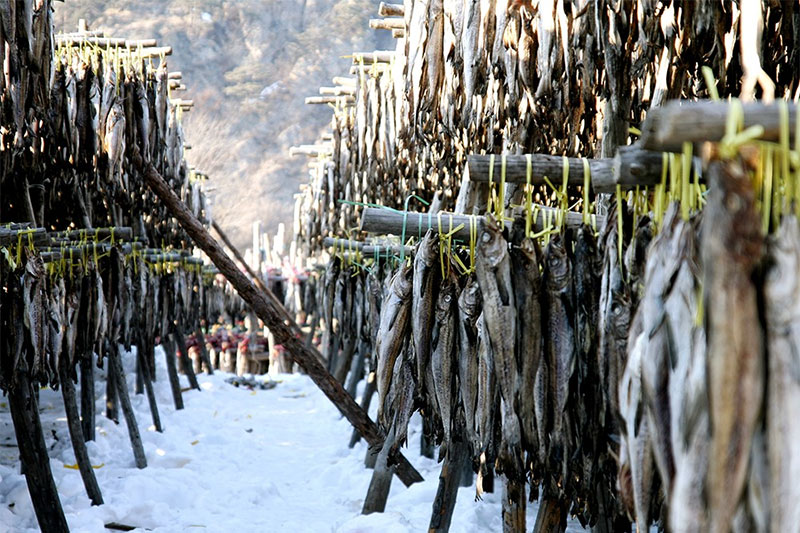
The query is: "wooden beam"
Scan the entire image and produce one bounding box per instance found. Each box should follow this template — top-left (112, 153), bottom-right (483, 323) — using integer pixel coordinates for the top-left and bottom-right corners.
top-left (360, 207), bottom-right (598, 240)
top-left (290, 144), bottom-right (333, 157)
top-left (322, 237), bottom-right (411, 256)
top-left (392, 29), bottom-right (405, 39)
top-left (351, 51), bottom-right (395, 63)
top-left (134, 154), bottom-right (424, 487)
top-left (378, 2), bottom-right (404, 16)
top-left (465, 149), bottom-right (666, 193)
top-left (333, 76), bottom-right (357, 86)
top-left (369, 18), bottom-right (404, 31)
top-left (305, 95), bottom-right (354, 105)
top-left (320, 86), bottom-right (357, 96)
top-left (640, 100), bottom-right (798, 152)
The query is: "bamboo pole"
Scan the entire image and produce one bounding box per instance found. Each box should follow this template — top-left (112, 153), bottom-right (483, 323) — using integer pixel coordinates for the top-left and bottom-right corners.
top-left (135, 153), bottom-right (424, 486)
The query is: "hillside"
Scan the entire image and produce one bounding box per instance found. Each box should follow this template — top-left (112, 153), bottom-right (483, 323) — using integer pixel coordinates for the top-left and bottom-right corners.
top-left (54, 0), bottom-right (392, 251)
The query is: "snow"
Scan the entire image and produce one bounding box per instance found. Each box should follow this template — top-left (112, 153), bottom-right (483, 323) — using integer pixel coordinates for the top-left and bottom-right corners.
top-left (0, 348), bottom-right (587, 532)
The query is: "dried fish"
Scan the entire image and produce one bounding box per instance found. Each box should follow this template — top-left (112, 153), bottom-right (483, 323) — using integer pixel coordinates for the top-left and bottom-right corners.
top-left (431, 271), bottom-right (457, 454)
top-left (376, 264), bottom-right (414, 427)
top-left (457, 275), bottom-right (482, 449)
top-left (412, 229), bottom-right (439, 401)
top-left (703, 160), bottom-right (764, 533)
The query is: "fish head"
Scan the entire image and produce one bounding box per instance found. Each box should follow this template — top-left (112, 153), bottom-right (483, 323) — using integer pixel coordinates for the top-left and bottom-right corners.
top-left (478, 215), bottom-right (507, 269)
top-left (458, 274), bottom-right (482, 316)
top-left (436, 275), bottom-right (457, 319)
top-left (392, 263), bottom-right (414, 299)
top-left (544, 234), bottom-right (570, 288)
top-left (415, 229), bottom-right (440, 267)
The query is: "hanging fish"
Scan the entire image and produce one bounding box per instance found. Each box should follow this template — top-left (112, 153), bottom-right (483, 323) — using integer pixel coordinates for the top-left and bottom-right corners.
top-left (457, 274), bottom-right (482, 450)
top-left (412, 229), bottom-right (439, 402)
top-left (431, 270), bottom-right (458, 456)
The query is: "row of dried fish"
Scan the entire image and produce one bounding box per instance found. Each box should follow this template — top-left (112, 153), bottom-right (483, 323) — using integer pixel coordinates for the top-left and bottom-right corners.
top-left (617, 159), bottom-right (800, 533)
top-left (1, 13), bottom-right (209, 252)
top-left (292, 1), bottom-right (800, 263)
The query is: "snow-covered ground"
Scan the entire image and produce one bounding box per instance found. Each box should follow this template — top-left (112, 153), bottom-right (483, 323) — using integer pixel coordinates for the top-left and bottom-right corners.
top-left (0, 348), bottom-right (586, 532)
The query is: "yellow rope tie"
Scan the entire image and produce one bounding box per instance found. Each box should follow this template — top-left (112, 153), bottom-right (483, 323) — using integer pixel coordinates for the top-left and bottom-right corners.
top-left (525, 154), bottom-right (533, 237)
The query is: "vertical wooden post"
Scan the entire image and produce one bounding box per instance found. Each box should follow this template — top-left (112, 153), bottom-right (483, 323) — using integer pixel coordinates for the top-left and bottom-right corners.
top-left (428, 426), bottom-right (472, 532)
top-left (350, 371), bottom-right (377, 448)
top-left (105, 352), bottom-right (119, 422)
top-left (80, 350), bottom-right (96, 441)
top-left (501, 476), bottom-right (526, 533)
top-left (195, 326), bottom-right (214, 374)
top-left (108, 342), bottom-right (147, 469)
top-left (163, 336), bottom-right (185, 410)
top-left (60, 349), bottom-right (104, 505)
top-left (421, 415), bottom-right (436, 459)
top-left (173, 326), bottom-right (201, 390)
top-left (137, 338), bottom-right (163, 432)
top-left (8, 372), bottom-right (70, 532)
top-left (533, 497), bottom-right (566, 533)
top-left (362, 426), bottom-right (397, 514)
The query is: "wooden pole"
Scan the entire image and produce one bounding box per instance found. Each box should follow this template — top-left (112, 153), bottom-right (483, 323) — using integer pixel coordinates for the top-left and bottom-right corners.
top-left (9, 372), bottom-right (70, 533)
top-left (162, 336), bottom-right (185, 410)
top-left (378, 2), bottom-right (406, 17)
top-left (137, 152), bottom-right (424, 487)
top-left (360, 207), bottom-right (598, 241)
top-left (60, 348), bottom-right (104, 505)
top-left (195, 326), bottom-right (215, 374)
top-left (378, 2), bottom-right (404, 16)
top-left (173, 327), bottom-right (201, 391)
top-left (369, 18), bottom-right (404, 30)
top-left (108, 342), bottom-right (148, 469)
top-left (466, 149), bottom-right (666, 193)
top-left (639, 100), bottom-right (798, 152)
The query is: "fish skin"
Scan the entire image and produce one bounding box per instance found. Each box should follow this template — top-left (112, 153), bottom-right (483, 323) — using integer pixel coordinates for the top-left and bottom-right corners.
top-left (475, 312), bottom-right (496, 453)
top-left (476, 216), bottom-right (523, 478)
top-left (388, 345), bottom-right (416, 462)
top-left (535, 0), bottom-right (555, 98)
top-left (376, 264), bottom-right (414, 428)
top-left (516, 5), bottom-right (536, 104)
top-left (510, 236), bottom-right (542, 454)
top-left (412, 229), bottom-right (439, 402)
top-left (457, 274), bottom-right (482, 450)
top-left (135, 81), bottom-right (150, 158)
top-left (543, 233), bottom-right (575, 466)
top-left (62, 278), bottom-right (82, 380)
top-left (533, 357), bottom-right (548, 467)
top-left (322, 257), bottom-right (341, 366)
top-left (764, 215), bottom-right (800, 533)
top-left (431, 271), bottom-right (458, 455)
top-left (702, 160), bottom-right (764, 533)
top-left (104, 101), bottom-right (126, 185)
top-left (619, 331), bottom-right (657, 530)
top-left (47, 277), bottom-right (65, 389)
top-left (23, 253), bottom-right (47, 384)
top-left (424, 0), bottom-right (445, 115)
top-left (460, 0), bottom-right (482, 121)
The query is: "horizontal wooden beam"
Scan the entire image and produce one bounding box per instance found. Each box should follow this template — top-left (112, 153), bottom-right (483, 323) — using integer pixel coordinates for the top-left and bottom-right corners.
top-left (48, 227), bottom-right (134, 240)
top-left (392, 29), bottom-right (405, 39)
top-left (322, 237), bottom-right (411, 256)
top-left (305, 95), bottom-right (354, 105)
top-left (640, 100), bottom-right (798, 152)
top-left (378, 2), bottom-right (404, 16)
top-left (466, 147), bottom-right (666, 193)
top-left (369, 18), bottom-right (404, 31)
top-left (320, 86), bottom-right (357, 96)
top-left (290, 145), bottom-right (333, 157)
top-left (360, 207), bottom-right (599, 241)
top-left (332, 76), bottom-right (357, 87)
top-left (351, 51), bottom-right (395, 64)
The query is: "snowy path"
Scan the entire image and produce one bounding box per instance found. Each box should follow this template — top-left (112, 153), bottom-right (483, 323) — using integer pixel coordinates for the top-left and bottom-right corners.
top-left (0, 348), bottom-right (585, 532)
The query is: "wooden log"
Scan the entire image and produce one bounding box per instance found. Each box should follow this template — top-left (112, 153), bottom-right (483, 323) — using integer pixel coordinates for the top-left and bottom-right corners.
top-left (195, 326), bottom-right (215, 374)
top-left (136, 151), bottom-right (424, 487)
top-left (168, 71), bottom-right (183, 79)
top-left (392, 29), bottom-right (405, 38)
top-left (349, 64), bottom-right (390, 76)
top-left (48, 226), bottom-right (134, 240)
top-left (8, 371), bottom-right (70, 532)
top-left (501, 477), bottom-right (526, 533)
top-left (305, 95), bottom-right (354, 105)
top-left (80, 351), bottom-right (96, 441)
top-left (345, 340), bottom-right (367, 399)
top-left (0, 227), bottom-right (49, 247)
top-left (360, 207), bottom-right (597, 241)
top-left (173, 327), bottom-right (201, 391)
top-left (639, 100), bottom-right (799, 152)
top-left (466, 151), bottom-right (665, 193)
top-left (428, 413), bottom-right (470, 532)
top-left (137, 46), bottom-right (173, 57)
top-left (351, 51), bottom-right (395, 63)
top-left (107, 342), bottom-right (148, 469)
top-left (369, 18), bottom-right (404, 30)
top-left (533, 497), bottom-right (566, 533)
top-left (320, 86), bottom-right (357, 96)
top-left (137, 340), bottom-right (163, 432)
top-left (59, 347), bottom-right (103, 505)
top-left (362, 426), bottom-right (397, 514)
top-left (378, 2), bottom-right (404, 16)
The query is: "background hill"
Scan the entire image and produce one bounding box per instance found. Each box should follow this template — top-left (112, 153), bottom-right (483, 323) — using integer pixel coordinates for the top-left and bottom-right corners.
top-left (54, 0), bottom-right (392, 251)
